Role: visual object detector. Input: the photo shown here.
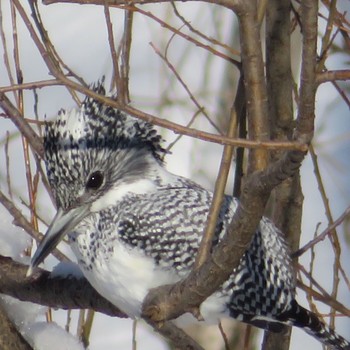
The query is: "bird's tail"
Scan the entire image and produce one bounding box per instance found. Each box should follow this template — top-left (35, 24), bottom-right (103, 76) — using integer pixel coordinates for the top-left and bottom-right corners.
top-left (278, 300), bottom-right (350, 350)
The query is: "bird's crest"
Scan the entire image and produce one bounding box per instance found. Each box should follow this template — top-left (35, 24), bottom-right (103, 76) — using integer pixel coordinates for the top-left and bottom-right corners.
top-left (44, 81), bottom-right (166, 162)
top-left (43, 80), bottom-right (167, 209)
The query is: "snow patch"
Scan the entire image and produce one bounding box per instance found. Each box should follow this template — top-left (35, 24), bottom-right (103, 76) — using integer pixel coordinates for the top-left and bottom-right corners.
top-left (25, 322), bottom-right (84, 350)
top-left (51, 261), bottom-right (84, 279)
top-left (0, 295), bottom-right (46, 327)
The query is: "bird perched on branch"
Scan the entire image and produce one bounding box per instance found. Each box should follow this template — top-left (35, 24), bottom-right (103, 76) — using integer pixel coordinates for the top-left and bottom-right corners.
top-left (28, 82), bottom-right (350, 349)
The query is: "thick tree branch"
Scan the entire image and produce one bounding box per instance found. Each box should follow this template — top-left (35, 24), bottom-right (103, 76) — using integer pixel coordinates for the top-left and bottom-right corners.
top-left (316, 69), bottom-right (350, 85)
top-left (0, 256), bottom-right (203, 350)
top-left (264, 0), bottom-right (299, 348)
top-left (0, 256), bottom-right (125, 317)
top-left (237, 1), bottom-right (269, 173)
top-left (148, 321), bottom-right (204, 350)
top-left (295, 0), bottom-right (318, 139)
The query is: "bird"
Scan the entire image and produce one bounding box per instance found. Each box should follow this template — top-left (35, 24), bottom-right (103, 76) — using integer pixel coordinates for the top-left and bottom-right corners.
top-left (28, 81), bottom-right (350, 350)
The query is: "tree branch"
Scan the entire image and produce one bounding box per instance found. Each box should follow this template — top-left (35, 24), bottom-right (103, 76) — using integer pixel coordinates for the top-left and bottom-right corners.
top-left (0, 256), bottom-right (204, 350)
top-left (0, 303), bottom-right (33, 350)
top-left (194, 76), bottom-right (243, 269)
top-left (0, 190), bottom-right (68, 263)
top-left (0, 82), bottom-right (307, 152)
top-left (263, 0), bottom-right (299, 348)
top-left (0, 92), bottom-right (43, 158)
top-left (236, 0), bottom-right (269, 173)
top-left (295, 0), bottom-right (318, 140)
top-left (0, 256), bottom-right (125, 317)
top-left (42, 0), bottom-right (242, 10)
top-left (316, 69), bottom-right (350, 85)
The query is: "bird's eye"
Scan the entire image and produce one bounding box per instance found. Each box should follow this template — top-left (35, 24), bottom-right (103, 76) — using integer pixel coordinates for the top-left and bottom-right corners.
top-left (86, 171), bottom-right (104, 190)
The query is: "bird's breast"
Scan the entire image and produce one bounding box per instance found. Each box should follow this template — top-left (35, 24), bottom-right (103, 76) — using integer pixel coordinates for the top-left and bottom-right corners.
top-left (70, 229), bottom-right (179, 318)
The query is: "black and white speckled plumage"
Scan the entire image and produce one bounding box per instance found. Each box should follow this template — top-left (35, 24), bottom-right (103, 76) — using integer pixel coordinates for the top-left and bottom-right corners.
top-left (44, 83), bottom-right (166, 211)
top-left (38, 83), bottom-right (349, 350)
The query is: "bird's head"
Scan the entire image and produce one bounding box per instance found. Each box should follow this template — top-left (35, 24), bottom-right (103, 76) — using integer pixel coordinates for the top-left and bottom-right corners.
top-left (27, 82), bottom-right (166, 275)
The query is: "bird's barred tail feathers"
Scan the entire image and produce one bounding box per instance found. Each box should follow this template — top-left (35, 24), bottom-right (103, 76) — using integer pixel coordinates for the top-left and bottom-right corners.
top-left (278, 300), bottom-right (350, 350)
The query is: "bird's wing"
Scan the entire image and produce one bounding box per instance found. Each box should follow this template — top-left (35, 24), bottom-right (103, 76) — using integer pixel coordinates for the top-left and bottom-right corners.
top-left (111, 185), bottom-right (236, 276)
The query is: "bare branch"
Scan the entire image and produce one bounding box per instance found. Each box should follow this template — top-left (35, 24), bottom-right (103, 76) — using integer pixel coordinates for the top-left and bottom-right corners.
top-left (316, 69), bottom-right (350, 84)
top-left (0, 256), bottom-right (204, 350)
top-left (0, 255), bottom-right (125, 317)
top-left (42, 0), bottom-right (242, 11)
top-left (293, 205), bottom-right (350, 258)
top-left (263, 0), bottom-right (296, 348)
top-left (120, 8), bottom-right (133, 103)
top-left (297, 266), bottom-right (350, 317)
top-left (194, 77), bottom-right (243, 269)
top-left (295, 0), bottom-right (318, 140)
top-left (104, 2), bottom-right (121, 95)
top-left (0, 190), bottom-right (68, 262)
top-left (2, 85), bottom-right (308, 153)
top-left (236, 0), bottom-right (269, 173)
top-left (0, 92), bottom-right (44, 158)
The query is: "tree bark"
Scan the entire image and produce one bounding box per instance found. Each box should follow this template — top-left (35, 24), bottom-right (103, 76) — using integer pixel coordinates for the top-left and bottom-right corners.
top-left (0, 304), bottom-right (33, 350)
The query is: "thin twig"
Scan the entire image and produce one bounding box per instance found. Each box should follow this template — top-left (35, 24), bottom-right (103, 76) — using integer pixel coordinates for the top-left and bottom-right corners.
top-left (0, 79), bottom-right (63, 93)
top-left (170, 2), bottom-right (240, 57)
top-left (5, 131), bottom-right (12, 199)
top-left (310, 144), bottom-right (341, 328)
top-left (104, 2), bottom-right (121, 96)
top-left (293, 205), bottom-right (350, 258)
top-left (194, 85), bottom-right (240, 269)
top-left (131, 5), bottom-right (241, 67)
top-left (317, 0), bottom-right (337, 70)
top-left (0, 2), bottom-right (17, 104)
top-left (150, 42), bottom-right (222, 134)
top-left (0, 189), bottom-right (68, 262)
top-left (297, 264), bottom-right (350, 317)
top-left (120, 8), bottom-right (133, 103)
top-left (218, 321), bottom-right (230, 350)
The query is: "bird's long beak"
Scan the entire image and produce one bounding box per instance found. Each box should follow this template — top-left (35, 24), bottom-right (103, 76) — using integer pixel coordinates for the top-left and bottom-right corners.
top-left (27, 205), bottom-right (89, 276)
